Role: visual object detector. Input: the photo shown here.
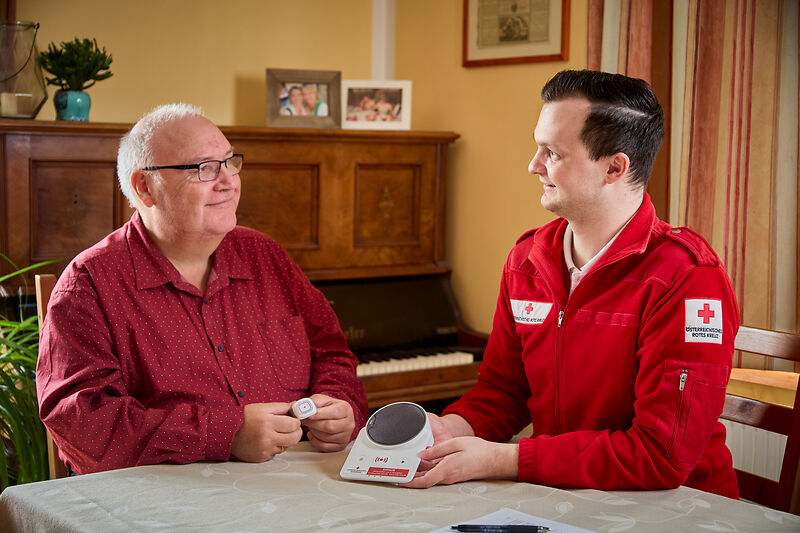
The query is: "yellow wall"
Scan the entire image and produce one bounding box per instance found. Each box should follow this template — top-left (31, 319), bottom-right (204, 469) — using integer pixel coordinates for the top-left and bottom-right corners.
top-left (19, 0), bottom-right (373, 125)
top-left (18, 0), bottom-right (588, 333)
top-left (396, 0), bottom-right (587, 331)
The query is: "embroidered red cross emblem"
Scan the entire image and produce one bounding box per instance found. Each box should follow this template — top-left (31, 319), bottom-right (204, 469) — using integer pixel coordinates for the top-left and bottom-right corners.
top-left (697, 303), bottom-right (715, 324)
top-left (524, 303), bottom-right (534, 314)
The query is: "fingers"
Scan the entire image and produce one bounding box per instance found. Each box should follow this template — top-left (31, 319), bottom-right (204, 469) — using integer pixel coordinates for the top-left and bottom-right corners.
top-left (417, 439), bottom-right (461, 461)
top-left (304, 397), bottom-right (354, 431)
top-left (399, 438), bottom-right (472, 488)
top-left (262, 402), bottom-right (295, 415)
top-left (306, 395), bottom-right (349, 420)
top-left (304, 396), bottom-right (355, 452)
top-left (414, 457), bottom-right (438, 473)
top-left (306, 431), bottom-right (350, 452)
top-left (232, 403), bottom-right (303, 463)
top-left (305, 416), bottom-right (354, 452)
top-left (399, 467), bottom-right (446, 489)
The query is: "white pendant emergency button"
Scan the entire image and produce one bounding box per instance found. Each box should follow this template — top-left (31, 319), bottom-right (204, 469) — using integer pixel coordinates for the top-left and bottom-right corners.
top-left (291, 398), bottom-right (317, 419)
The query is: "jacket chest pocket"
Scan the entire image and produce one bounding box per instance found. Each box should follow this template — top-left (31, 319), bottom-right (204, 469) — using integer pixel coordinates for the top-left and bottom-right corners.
top-left (258, 316), bottom-right (311, 392)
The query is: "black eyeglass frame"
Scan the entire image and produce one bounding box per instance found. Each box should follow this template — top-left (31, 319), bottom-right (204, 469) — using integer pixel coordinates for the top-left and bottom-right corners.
top-left (141, 153), bottom-right (244, 182)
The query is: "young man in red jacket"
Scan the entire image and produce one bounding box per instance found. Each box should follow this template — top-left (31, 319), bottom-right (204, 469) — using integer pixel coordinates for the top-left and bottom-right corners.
top-left (403, 70), bottom-right (739, 498)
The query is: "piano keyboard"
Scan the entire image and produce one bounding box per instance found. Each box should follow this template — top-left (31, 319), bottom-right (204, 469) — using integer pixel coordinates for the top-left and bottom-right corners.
top-left (356, 350), bottom-right (476, 377)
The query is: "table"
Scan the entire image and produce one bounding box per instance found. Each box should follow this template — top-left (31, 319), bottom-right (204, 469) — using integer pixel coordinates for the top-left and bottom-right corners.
top-left (1, 442), bottom-right (798, 532)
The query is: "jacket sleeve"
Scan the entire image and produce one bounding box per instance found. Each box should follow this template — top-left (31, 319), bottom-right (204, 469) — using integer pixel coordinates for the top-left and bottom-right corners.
top-left (36, 270), bottom-right (243, 475)
top-left (289, 261), bottom-right (368, 439)
top-left (516, 262), bottom-right (738, 490)
top-left (443, 264), bottom-right (532, 440)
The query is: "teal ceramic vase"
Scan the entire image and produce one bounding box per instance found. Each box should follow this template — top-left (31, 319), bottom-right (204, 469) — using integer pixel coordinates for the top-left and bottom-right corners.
top-left (54, 90), bottom-right (90, 121)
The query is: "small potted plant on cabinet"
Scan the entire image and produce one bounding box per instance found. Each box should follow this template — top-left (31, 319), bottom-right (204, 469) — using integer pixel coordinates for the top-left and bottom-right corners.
top-left (38, 37), bottom-right (113, 121)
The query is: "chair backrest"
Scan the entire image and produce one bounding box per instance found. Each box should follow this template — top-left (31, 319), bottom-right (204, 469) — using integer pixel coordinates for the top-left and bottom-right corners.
top-left (34, 274), bottom-right (68, 480)
top-left (722, 325), bottom-right (800, 514)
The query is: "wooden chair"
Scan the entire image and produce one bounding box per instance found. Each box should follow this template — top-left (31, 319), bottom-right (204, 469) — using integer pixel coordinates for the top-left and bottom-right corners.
top-left (34, 274), bottom-right (68, 479)
top-left (722, 325), bottom-right (800, 514)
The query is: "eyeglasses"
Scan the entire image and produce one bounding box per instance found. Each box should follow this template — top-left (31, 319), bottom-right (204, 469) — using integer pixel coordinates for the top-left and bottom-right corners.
top-left (142, 153), bottom-right (244, 182)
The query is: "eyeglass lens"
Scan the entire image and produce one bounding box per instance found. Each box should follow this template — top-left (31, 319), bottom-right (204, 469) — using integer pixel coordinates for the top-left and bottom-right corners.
top-left (198, 154), bottom-right (244, 182)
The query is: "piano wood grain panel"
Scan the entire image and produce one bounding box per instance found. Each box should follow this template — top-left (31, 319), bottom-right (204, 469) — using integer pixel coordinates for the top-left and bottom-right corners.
top-left (0, 120), bottom-right (458, 285)
top-left (31, 160), bottom-right (117, 260)
top-left (354, 163), bottom-right (421, 247)
top-left (2, 126), bottom-right (134, 280)
top-left (360, 362), bottom-right (481, 409)
top-left (237, 162), bottom-right (320, 251)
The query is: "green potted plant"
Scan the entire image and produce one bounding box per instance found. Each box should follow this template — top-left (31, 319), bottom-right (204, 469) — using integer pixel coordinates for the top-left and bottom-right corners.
top-left (38, 37), bottom-right (112, 122)
top-left (0, 257), bottom-right (61, 491)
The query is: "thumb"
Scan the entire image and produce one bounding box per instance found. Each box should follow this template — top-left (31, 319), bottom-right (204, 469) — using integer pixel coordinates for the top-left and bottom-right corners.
top-left (261, 402), bottom-right (294, 415)
top-left (308, 394), bottom-right (336, 408)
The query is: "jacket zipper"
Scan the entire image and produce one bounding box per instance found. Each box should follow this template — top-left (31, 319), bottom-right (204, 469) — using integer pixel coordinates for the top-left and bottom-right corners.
top-left (533, 231), bottom-right (644, 441)
top-left (554, 308), bottom-right (566, 431)
top-left (666, 369), bottom-right (688, 458)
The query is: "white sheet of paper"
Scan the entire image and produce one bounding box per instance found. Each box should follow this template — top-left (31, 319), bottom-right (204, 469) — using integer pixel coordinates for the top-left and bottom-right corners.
top-left (430, 507), bottom-right (595, 533)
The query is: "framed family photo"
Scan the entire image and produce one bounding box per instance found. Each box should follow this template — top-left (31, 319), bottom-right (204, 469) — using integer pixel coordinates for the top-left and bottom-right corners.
top-left (341, 80), bottom-right (412, 130)
top-left (266, 68), bottom-right (341, 129)
top-left (462, 0), bottom-right (570, 67)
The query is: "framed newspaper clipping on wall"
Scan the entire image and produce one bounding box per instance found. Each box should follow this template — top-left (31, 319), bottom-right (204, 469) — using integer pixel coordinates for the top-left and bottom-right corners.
top-left (462, 0), bottom-right (570, 67)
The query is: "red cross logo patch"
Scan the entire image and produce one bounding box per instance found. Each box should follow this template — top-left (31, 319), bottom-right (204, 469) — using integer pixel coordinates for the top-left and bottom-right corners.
top-left (510, 299), bottom-right (553, 325)
top-left (684, 299), bottom-right (723, 344)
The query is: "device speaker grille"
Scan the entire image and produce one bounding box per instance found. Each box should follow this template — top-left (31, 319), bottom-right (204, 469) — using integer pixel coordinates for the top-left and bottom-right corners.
top-left (366, 403), bottom-right (426, 445)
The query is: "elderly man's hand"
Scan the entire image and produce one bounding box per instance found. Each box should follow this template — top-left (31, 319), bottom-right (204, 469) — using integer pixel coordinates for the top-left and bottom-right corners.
top-left (231, 403), bottom-right (302, 462)
top-left (302, 394), bottom-right (356, 452)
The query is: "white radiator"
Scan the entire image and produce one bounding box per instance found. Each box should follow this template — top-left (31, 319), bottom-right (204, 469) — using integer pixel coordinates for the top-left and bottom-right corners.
top-left (721, 419), bottom-right (786, 481)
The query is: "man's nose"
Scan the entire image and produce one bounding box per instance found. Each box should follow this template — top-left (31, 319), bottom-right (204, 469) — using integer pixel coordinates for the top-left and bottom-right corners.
top-left (216, 162), bottom-right (238, 186)
top-left (528, 151), bottom-right (544, 175)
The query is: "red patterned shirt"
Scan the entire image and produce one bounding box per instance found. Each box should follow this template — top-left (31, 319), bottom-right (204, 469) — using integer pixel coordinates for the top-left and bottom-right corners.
top-left (37, 211), bottom-right (367, 474)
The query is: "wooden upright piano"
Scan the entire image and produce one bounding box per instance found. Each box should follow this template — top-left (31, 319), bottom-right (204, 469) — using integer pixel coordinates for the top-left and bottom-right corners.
top-left (0, 120), bottom-right (485, 409)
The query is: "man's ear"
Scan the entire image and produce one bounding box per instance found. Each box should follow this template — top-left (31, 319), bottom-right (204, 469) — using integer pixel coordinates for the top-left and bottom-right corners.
top-left (604, 152), bottom-right (630, 184)
top-left (131, 170), bottom-right (155, 208)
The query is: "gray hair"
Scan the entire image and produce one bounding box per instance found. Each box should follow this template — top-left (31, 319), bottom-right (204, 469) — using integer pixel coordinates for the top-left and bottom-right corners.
top-left (117, 103), bottom-right (204, 206)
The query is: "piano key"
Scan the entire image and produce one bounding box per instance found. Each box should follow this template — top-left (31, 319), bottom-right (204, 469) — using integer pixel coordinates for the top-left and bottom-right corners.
top-left (356, 350), bottom-right (476, 377)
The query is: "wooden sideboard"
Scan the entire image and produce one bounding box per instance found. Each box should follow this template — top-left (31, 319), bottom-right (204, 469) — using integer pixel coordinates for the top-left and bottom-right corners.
top-left (0, 119), bottom-right (480, 410)
top-left (0, 119), bottom-right (459, 284)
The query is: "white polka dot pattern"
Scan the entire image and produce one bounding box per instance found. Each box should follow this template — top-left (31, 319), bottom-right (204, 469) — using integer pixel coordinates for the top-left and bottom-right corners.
top-left (36, 211), bottom-right (368, 474)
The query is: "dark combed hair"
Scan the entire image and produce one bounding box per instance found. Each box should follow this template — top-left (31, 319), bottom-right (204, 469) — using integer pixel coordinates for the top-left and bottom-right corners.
top-left (541, 70), bottom-right (664, 188)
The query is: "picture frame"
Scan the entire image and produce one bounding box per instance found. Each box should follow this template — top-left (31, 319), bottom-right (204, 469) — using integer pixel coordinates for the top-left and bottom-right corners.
top-left (266, 68), bottom-right (341, 129)
top-left (341, 80), bottom-right (412, 130)
top-left (462, 0), bottom-right (570, 67)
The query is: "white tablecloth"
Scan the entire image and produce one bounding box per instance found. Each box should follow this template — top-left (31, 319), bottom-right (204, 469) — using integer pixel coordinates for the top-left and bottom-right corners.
top-left (1, 442), bottom-right (798, 532)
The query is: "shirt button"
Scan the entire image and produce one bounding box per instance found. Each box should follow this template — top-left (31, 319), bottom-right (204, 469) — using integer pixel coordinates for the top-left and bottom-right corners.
top-left (218, 345), bottom-right (224, 352)
top-left (204, 299), bottom-right (210, 305)
top-left (237, 391), bottom-right (244, 398)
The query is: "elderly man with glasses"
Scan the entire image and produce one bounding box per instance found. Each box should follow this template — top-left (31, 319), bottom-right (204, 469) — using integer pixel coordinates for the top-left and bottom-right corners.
top-left (37, 103), bottom-right (368, 475)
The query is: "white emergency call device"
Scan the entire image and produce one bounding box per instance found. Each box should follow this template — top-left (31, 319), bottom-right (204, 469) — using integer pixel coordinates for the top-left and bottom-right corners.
top-left (291, 398), bottom-right (317, 420)
top-left (339, 401), bottom-right (433, 484)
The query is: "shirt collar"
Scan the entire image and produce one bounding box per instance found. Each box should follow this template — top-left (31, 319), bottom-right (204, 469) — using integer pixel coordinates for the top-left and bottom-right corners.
top-left (126, 211), bottom-right (254, 293)
top-left (562, 215), bottom-right (631, 276)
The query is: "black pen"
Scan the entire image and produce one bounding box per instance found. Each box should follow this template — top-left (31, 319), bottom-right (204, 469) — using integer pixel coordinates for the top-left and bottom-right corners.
top-left (450, 525), bottom-right (550, 533)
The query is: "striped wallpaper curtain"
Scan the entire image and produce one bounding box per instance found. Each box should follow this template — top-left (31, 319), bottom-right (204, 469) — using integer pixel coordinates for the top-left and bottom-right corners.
top-left (588, 0), bottom-right (799, 369)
